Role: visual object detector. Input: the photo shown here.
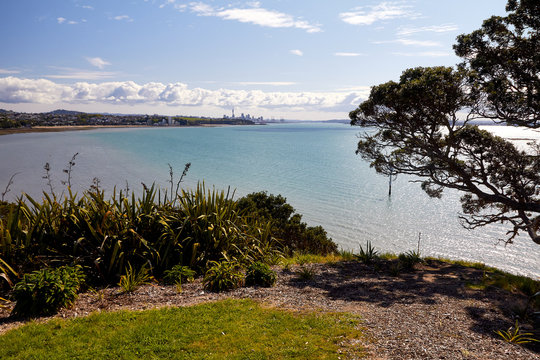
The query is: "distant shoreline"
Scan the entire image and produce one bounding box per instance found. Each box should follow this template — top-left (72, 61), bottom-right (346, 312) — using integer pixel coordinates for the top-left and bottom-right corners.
top-left (0, 124), bottom-right (242, 136)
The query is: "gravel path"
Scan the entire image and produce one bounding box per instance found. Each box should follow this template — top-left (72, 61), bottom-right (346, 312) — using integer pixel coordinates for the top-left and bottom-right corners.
top-left (1, 260), bottom-right (538, 359)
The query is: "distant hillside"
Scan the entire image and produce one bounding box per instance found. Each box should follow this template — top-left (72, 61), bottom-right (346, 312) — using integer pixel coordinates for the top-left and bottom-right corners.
top-left (323, 119), bottom-right (349, 124)
top-left (46, 109), bottom-right (85, 116)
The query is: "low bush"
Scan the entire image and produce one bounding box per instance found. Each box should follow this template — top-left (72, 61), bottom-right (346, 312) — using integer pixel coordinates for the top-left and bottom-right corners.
top-left (245, 262), bottom-right (276, 287)
top-left (11, 265), bottom-right (85, 317)
top-left (163, 265), bottom-right (196, 285)
top-left (118, 263), bottom-right (153, 293)
top-left (237, 192), bottom-right (338, 255)
top-left (203, 260), bottom-right (244, 292)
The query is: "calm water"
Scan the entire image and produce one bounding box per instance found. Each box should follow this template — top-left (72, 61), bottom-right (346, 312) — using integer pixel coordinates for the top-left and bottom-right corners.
top-left (0, 123), bottom-right (538, 277)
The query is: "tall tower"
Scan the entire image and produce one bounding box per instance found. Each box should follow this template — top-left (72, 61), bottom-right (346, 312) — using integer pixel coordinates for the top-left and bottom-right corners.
top-left (232, 107), bottom-right (235, 118)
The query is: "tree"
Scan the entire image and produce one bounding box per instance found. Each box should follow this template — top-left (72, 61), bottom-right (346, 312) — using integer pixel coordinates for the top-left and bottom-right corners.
top-left (350, 0), bottom-right (540, 245)
top-left (454, 0), bottom-right (540, 128)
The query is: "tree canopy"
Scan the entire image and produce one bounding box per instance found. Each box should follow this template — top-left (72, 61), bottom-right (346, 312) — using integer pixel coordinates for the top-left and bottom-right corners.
top-left (350, 0), bottom-right (540, 245)
top-left (454, 0), bottom-right (540, 127)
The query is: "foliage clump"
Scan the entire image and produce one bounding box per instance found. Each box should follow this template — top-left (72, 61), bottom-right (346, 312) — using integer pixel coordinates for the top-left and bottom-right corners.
top-left (118, 263), bottom-right (153, 293)
top-left (0, 159), bottom-right (333, 294)
top-left (398, 251), bottom-right (423, 271)
top-left (163, 265), bottom-right (196, 285)
top-left (11, 265), bottom-right (85, 317)
top-left (203, 260), bottom-right (244, 292)
top-left (355, 241), bottom-right (379, 264)
top-left (237, 192), bottom-right (338, 255)
top-left (245, 261), bottom-right (276, 287)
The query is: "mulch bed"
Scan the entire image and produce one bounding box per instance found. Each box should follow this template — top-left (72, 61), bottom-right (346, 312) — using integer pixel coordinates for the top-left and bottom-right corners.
top-left (1, 260), bottom-right (538, 359)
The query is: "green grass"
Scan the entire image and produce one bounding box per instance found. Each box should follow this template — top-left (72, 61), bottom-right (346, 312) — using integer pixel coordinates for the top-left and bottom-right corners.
top-left (0, 299), bottom-right (366, 359)
top-left (280, 252), bottom-right (352, 267)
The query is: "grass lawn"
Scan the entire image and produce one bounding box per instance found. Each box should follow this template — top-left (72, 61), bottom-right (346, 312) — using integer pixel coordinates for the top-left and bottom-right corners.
top-left (0, 299), bottom-right (366, 359)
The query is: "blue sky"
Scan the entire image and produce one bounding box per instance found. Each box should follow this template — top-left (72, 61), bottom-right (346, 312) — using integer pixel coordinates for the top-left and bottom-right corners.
top-left (0, 0), bottom-right (508, 120)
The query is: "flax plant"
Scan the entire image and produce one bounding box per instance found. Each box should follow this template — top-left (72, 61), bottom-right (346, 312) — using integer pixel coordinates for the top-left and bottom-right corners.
top-left (0, 163), bottom-right (287, 288)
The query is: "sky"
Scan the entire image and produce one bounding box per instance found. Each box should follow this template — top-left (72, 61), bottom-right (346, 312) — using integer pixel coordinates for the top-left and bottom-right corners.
top-left (0, 0), bottom-right (509, 120)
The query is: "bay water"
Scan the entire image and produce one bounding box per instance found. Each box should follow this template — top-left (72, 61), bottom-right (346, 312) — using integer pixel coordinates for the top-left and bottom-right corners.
top-left (0, 123), bottom-right (538, 277)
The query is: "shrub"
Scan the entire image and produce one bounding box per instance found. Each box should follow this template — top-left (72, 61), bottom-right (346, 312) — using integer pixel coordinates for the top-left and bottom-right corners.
top-left (163, 265), bottom-right (196, 285)
top-left (203, 260), bottom-right (244, 292)
top-left (11, 265), bottom-right (85, 317)
top-left (118, 263), bottom-right (153, 293)
top-left (237, 192), bottom-right (337, 255)
top-left (245, 261), bottom-right (276, 287)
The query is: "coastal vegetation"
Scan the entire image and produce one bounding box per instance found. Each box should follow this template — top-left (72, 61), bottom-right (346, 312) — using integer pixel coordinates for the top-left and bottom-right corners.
top-left (350, 0), bottom-right (540, 246)
top-left (0, 160), bottom-right (336, 315)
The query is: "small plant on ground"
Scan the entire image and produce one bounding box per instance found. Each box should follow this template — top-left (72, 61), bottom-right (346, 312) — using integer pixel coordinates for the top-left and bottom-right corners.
top-left (11, 265), bottom-right (85, 317)
top-left (88, 287), bottom-right (107, 302)
top-left (388, 262), bottom-right (403, 277)
top-left (495, 319), bottom-right (539, 344)
top-left (163, 265), bottom-right (196, 291)
top-left (355, 240), bottom-right (378, 264)
top-left (297, 265), bottom-right (316, 281)
top-left (245, 261), bottom-right (276, 287)
top-left (203, 260), bottom-right (244, 292)
top-left (398, 250), bottom-right (423, 271)
top-left (118, 263), bottom-right (153, 293)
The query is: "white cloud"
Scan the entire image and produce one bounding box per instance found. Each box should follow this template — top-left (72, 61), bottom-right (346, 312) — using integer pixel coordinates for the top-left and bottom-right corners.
top-left (340, 2), bottom-right (420, 26)
top-left (397, 39), bottom-right (440, 47)
top-left (290, 49), bottom-right (303, 56)
top-left (82, 5), bottom-right (94, 10)
top-left (0, 77), bottom-right (68, 104)
top-left (188, 2), bottom-right (322, 33)
top-left (86, 57), bottom-right (111, 69)
top-left (335, 52), bottom-right (363, 57)
top-left (0, 76), bottom-right (370, 114)
top-left (235, 81), bottom-right (296, 86)
top-left (392, 51), bottom-right (451, 57)
top-left (396, 24), bottom-right (458, 36)
top-left (0, 69), bottom-right (20, 74)
top-left (57, 17), bottom-right (78, 25)
top-left (113, 15), bottom-right (133, 22)
top-left (160, 0), bottom-right (177, 9)
top-left (45, 67), bottom-right (117, 80)
top-left (374, 38), bottom-right (441, 47)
